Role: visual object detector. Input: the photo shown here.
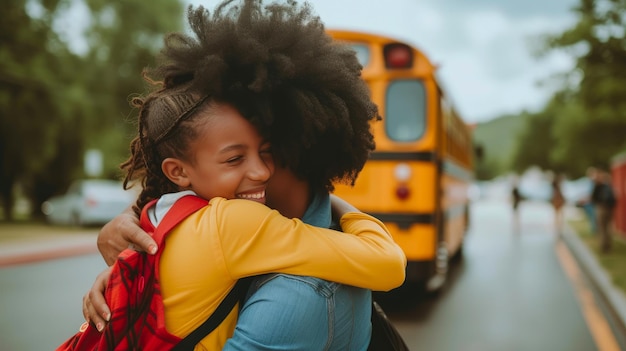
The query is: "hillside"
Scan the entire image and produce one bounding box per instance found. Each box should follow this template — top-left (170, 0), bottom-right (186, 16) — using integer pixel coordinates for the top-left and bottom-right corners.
top-left (473, 113), bottom-right (529, 175)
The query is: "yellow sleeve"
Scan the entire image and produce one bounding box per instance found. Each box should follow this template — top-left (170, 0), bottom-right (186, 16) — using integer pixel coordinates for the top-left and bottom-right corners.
top-left (214, 198), bottom-right (406, 291)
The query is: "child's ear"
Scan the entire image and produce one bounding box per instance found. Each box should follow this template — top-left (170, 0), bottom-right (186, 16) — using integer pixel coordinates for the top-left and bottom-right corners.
top-left (162, 158), bottom-right (191, 187)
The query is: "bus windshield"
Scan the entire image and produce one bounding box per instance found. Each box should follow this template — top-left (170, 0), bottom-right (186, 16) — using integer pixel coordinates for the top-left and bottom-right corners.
top-left (385, 79), bottom-right (427, 142)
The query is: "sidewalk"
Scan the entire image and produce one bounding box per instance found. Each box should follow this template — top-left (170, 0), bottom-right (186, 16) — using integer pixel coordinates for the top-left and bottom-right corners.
top-left (0, 224), bottom-right (99, 267)
top-left (561, 222), bottom-right (626, 337)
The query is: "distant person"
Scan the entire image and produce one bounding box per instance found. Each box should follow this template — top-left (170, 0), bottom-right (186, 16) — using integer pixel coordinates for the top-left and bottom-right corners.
top-left (511, 178), bottom-right (524, 234)
top-left (575, 167), bottom-right (598, 234)
top-left (551, 173), bottom-right (565, 235)
top-left (591, 170), bottom-right (616, 253)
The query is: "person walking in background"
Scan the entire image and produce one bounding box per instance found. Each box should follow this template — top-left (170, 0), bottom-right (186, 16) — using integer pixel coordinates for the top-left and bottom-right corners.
top-left (575, 167), bottom-right (598, 234)
top-left (551, 173), bottom-right (565, 235)
top-left (591, 169), bottom-right (617, 253)
top-left (511, 177), bottom-right (523, 234)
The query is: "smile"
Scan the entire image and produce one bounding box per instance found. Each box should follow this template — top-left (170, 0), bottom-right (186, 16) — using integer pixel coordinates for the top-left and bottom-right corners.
top-left (237, 191), bottom-right (265, 200)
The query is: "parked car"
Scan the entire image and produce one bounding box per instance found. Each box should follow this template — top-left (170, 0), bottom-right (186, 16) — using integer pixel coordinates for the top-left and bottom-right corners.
top-left (42, 179), bottom-right (135, 227)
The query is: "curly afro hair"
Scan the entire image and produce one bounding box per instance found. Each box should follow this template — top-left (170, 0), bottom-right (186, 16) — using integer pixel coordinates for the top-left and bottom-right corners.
top-left (146, 0), bottom-right (380, 191)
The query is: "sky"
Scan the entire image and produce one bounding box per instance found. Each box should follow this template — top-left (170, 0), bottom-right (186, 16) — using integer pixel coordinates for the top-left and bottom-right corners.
top-left (56, 0), bottom-right (581, 124)
top-left (184, 0), bottom-right (580, 123)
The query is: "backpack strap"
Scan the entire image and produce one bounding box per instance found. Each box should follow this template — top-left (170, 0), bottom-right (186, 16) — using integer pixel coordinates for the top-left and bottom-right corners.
top-left (139, 199), bottom-right (158, 234)
top-left (150, 195), bottom-right (210, 245)
top-left (172, 277), bottom-right (252, 351)
top-left (146, 195), bottom-right (209, 279)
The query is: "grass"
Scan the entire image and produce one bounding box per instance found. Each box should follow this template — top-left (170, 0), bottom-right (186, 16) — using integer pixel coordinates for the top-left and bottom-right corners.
top-left (568, 217), bottom-right (626, 295)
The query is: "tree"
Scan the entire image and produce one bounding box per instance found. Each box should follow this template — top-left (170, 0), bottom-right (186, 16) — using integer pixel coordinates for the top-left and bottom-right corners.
top-left (542, 0), bottom-right (626, 172)
top-left (0, 0), bottom-right (185, 220)
top-left (79, 0), bottom-right (185, 171)
top-left (511, 109), bottom-right (557, 175)
top-left (0, 0), bottom-right (81, 220)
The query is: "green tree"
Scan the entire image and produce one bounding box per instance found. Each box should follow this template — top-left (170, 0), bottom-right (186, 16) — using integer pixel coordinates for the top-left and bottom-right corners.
top-left (542, 0), bottom-right (626, 171)
top-left (0, 0), bottom-right (82, 220)
top-left (0, 0), bottom-right (185, 220)
top-left (79, 0), bottom-right (185, 175)
top-left (511, 108), bottom-right (556, 174)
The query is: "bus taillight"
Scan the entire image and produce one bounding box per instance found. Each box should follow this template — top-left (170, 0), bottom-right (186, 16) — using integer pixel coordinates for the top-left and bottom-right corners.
top-left (394, 163), bottom-right (411, 200)
top-left (396, 184), bottom-right (410, 200)
top-left (384, 43), bottom-right (413, 69)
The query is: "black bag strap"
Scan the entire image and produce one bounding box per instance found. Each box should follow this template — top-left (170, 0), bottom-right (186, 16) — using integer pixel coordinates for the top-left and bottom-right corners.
top-left (368, 301), bottom-right (410, 351)
top-left (172, 277), bottom-right (251, 351)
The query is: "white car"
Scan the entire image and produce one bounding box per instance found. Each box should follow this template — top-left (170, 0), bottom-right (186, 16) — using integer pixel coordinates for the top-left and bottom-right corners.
top-left (42, 179), bottom-right (135, 226)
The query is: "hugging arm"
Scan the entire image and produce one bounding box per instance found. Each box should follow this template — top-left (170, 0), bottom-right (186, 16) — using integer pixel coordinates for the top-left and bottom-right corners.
top-left (97, 206), bottom-right (157, 266)
top-left (83, 196), bottom-right (406, 328)
top-left (84, 205), bottom-right (156, 328)
top-left (82, 267), bottom-right (112, 331)
top-left (218, 199), bottom-right (406, 290)
top-left (99, 195), bottom-right (369, 265)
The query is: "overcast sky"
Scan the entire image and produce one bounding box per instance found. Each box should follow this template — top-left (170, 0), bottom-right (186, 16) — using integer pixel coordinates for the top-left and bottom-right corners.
top-left (56, 0), bottom-right (581, 123)
top-left (185, 0), bottom-right (580, 123)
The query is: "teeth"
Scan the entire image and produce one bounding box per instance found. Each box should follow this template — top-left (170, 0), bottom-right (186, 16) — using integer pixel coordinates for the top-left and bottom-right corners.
top-left (237, 191), bottom-right (265, 199)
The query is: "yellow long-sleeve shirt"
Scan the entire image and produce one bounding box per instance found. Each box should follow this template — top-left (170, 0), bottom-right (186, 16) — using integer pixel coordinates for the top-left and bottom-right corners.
top-left (157, 196), bottom-right (406, 350)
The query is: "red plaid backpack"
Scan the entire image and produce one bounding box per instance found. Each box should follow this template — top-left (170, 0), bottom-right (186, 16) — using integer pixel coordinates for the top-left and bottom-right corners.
top-left (56, 195), bottom-right (249, 351)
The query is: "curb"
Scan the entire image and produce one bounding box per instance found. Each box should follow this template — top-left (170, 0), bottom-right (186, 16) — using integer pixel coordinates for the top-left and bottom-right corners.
top-left (561, 225), bottom-right (626, 334)
top-left (0, 235), bottom-right (99, 268)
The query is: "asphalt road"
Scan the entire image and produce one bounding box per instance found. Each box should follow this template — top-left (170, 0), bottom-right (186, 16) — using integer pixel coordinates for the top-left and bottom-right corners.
top-left (382, 200), bottom-right (599, 350)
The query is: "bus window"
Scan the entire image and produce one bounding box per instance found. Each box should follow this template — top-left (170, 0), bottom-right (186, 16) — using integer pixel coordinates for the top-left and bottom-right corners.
top-left (348, 44), bottom-right (370, 67)
top-left (385, 79), bottom-right (426, 142)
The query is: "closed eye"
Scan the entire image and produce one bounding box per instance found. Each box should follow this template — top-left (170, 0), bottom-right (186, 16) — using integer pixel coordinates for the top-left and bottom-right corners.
top-left (225, 155), bottom-right (244, 164)
top-left (260, 143), bottom-right (273, 161)
top-left (260, 148), bottom-right (272, 156)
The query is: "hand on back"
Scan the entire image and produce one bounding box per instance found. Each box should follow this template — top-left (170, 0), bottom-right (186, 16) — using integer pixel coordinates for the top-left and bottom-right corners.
top-left (84, 206), bottom-right (155, 329)
top-left (98, 206), bottom-right (156, 266)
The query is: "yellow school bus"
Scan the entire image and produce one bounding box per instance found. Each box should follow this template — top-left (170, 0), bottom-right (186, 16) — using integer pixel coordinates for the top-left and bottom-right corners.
top-left (329, 30), bottom-right (475, 291)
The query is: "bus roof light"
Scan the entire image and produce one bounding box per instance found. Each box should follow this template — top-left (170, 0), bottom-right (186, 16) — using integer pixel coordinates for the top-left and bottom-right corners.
top-left (384, 43), bottom-right (413, 69)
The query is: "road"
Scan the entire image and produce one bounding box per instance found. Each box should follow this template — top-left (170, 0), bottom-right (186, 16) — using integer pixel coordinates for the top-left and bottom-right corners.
top-left (0, 198), bottom-right (623, 350)
top-left (0, 254), bottom-right (106, 350)
top-left (382, 199), bottom-right (610, 350)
